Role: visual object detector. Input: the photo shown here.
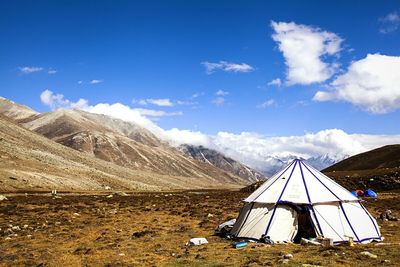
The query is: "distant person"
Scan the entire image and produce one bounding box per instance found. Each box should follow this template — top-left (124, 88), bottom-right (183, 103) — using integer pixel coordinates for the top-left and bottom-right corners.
top-left (379, 209), bottom-right (398, 221)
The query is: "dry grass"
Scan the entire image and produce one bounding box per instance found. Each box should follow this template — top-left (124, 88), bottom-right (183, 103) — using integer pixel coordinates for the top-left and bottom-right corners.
top-left (0, 190), bottom-right (399, 266)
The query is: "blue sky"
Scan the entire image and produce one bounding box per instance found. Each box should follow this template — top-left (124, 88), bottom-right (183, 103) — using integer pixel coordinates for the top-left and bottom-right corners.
top-left (0, 0), bottom-right (399, 139)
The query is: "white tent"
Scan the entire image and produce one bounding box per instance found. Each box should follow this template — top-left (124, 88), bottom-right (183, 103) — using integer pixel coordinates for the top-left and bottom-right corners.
top-left (231, 159), bottom-right (382, 244)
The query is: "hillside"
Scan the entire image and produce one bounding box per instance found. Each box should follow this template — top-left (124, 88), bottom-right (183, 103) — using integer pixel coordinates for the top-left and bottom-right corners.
top-left (323, 144), bottom-right (400, 172)
top-left (0, 114), bottom-right (246, 191)
top-left (0, 97), bottom-right (38, 121)
top-left (322, 145), bottom-right (400, 190)
top-left (17, 108), bottom-right (250, 184)
top-left (179, 144), bottom-right (265, 182)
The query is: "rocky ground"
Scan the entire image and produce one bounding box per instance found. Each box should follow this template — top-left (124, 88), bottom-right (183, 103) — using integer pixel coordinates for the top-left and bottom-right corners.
top-left (0, 190), bottom-right (399, 266)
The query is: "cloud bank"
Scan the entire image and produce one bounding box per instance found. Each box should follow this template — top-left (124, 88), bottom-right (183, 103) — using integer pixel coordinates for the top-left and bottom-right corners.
top-left (40, 90), bottom-right (400, 174)
top-left (271, 21), bottom-right (342, 85)
top-left (314, 54), bottom-right (400, 114)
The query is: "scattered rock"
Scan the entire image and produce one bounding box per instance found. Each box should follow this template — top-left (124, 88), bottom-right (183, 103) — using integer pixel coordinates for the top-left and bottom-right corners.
top-left (130, 230), bottom-right (154, 239)
top-left (283, 253), bottom-right (293, 259)
top-left (277, 259), bottom-right (290, 264)
top-left (114, 192), bottom-right (129, 196)
top-left (0, 195), bottom-right (8, 201)
top-left (73, 213), bottom-right (80, 217)
top-left (11, 226), bottom-right (21, 231)
top-left (106, 194), bottom-right (113, 198)
top-left (4, 228), bottom-right (13, 235)
top-left (301, 264), bottom-right (321, 267)
top-left (118, 253), bottom-right (125, 256)
top-left (360, 251), bottom-right (377, 259)
top-left (104, 186), bottom-right (111, 190)
top-left (186, 237), bottom-right (209, 246)
top-left (207, 213), bottom-right (214, 218)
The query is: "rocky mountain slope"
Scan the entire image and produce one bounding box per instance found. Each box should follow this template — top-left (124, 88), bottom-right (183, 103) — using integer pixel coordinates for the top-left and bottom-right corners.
top-left (179, 144), bottom-right (265, 182)
top-left (322, 144), bottom-right (400, 190)
top-left (0, 98), bottom-right (266, 190)
top-left (0, 97), bottom-right (38, 121)
top-left (17, 109), bottom-right (249, 183)
top-left (323, 144), bottom-right (400, 172)
top-left (0, 114), bottom-right (245, 191)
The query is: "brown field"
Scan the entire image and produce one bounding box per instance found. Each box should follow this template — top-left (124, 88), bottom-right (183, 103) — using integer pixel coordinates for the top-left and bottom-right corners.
top-left (0, 190), bottom-right (399, 266)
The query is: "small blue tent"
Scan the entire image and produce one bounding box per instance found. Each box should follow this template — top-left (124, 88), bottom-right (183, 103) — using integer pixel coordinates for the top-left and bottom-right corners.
top-left (364, 188), bottom-right (378, 198)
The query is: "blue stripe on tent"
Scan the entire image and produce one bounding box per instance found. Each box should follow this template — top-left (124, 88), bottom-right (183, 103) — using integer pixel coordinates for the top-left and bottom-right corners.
top-left (264, 160), bottom-right (298, 236)
top-left (299, 161), bottom-right (324, 237)
top-left (359, 237), bottom-right (382, 243)
top-left (339, 202), bottom-right (360, 242)
top-left (359, 200), bottom-right (381, 238)
top-left (301, 162), bottom-right (341, 201)
top-left (236, 202), bottom-right (255, 236)
top-left (252, 160), bottom-right (296, 200)
top-left (298, 161), bottom-right (312, 203)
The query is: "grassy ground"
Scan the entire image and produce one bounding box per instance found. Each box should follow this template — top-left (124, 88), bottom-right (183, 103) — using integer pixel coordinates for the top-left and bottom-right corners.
top-left (0, 190), bottom-right (399, 266)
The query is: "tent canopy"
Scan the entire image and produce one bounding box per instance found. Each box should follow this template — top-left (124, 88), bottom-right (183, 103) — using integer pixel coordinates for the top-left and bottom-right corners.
top-left (231, 159), bottom-right (382, 244)
top-left (245, 159), bottom-right (358, 204)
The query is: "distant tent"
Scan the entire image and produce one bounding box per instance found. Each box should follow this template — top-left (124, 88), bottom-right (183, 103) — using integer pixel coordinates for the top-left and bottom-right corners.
top-left (364, 189), bottom-right (378, 198)
top-left (355, 189), bottom-right (364, 197)
top-left (231, 159), bottom-right (382, 244)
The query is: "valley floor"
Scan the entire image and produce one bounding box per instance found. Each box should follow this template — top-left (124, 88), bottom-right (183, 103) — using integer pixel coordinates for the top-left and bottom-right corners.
top-left (0, 190), bottom-right (399, 266)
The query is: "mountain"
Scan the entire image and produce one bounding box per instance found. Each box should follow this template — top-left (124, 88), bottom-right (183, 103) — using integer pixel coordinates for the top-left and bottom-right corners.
top-left (250, 154), bottom-right (341, 177)
top-left (179, 144), bottom-right (265, 182)
top-left (0, 113), bottom-right (252, 191)
top-left (323, 144), bottom-right (400, 172)
top-left (0, 97), bottom-right (38, 121)
top-left (322, 145), bottom-right (400, 191)
top-left (0, 98), bottom-right (256, 188)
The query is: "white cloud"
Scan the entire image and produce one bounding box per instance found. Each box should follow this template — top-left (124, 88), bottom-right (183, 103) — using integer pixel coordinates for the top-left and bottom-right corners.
top-left (313, 54), bottom-right (400, 114)
top-left (19, 66), bottom-right (44, 74)
top-left (257, 99), bottom-right (276, 108)
top-left (85, 103), bottom-right (162, 134)
top-left (268, 78), bottom-right (282, 87)
top-left (177, 100), bottom-right (197, 106)
top-left (191, 92), bottom-right (203, 99)
top-left (134, 98), bottom-right (174, 107)
top-left (40, 90), bottom-right (88, 110)
top-left (212, 97), bottom-right (225, 106)
top-left (379, 11), bottom-right (400, 33)
top-left (78, 81), bottom-right (83, 84)
top-left (271, 21), bottom-right (342, 85)
top-left (19, 66), bottom-right (57, 74)
top-left (212, 90), bottom-right (229, 106)
top-left (216, 90), bottom-right (229, 96)
top-left (201, 61), bottom-right (254, 74)
top-left (89, 79), bottom-right (103, 84)
top-left (210, 129), bottom-right (400, 174)
top-left (41, 90), bottom-right (181, 122)
top-left (134, 108), bottom-right (182, 117)
top-left (38, 90), bottom-right (400, 175)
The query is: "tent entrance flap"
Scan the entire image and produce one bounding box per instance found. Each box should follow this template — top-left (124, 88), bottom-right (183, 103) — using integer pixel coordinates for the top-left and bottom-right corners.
top-left (293, 210), bottom-right (317, 243)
